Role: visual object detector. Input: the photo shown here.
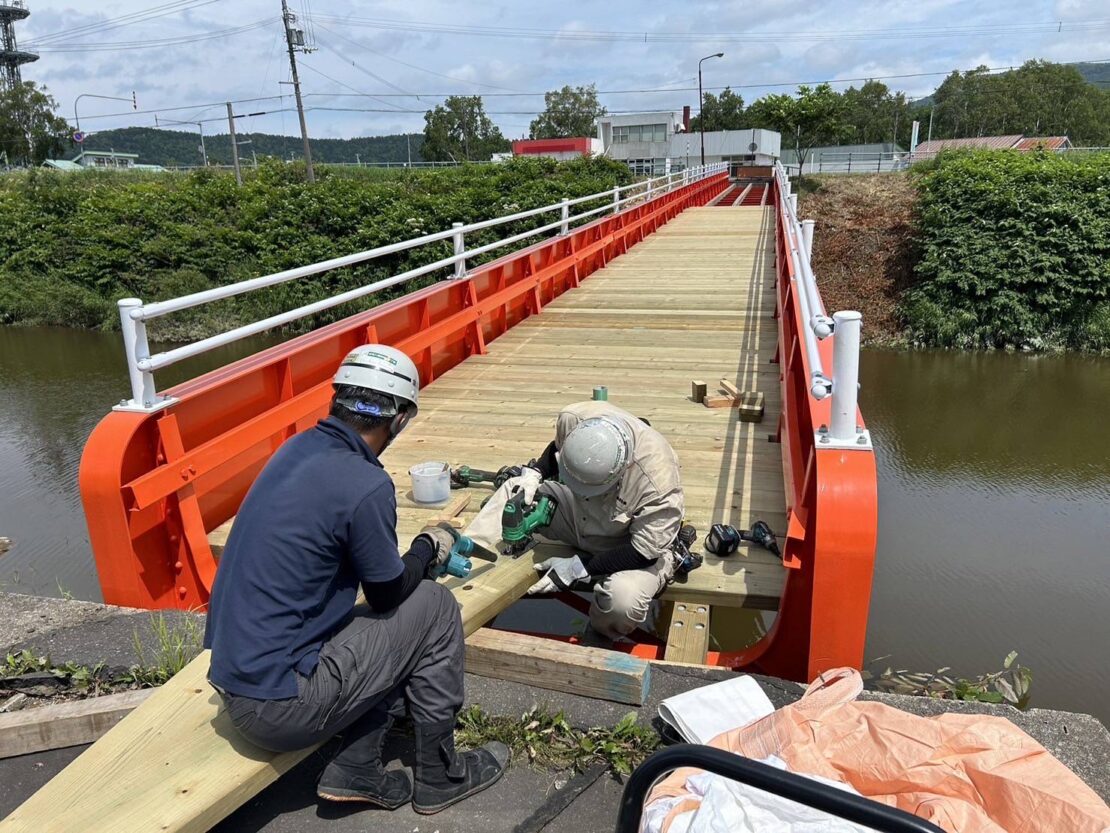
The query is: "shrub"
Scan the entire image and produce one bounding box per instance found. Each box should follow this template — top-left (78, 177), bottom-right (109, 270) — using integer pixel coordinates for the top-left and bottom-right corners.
top-left (902, 150), bottom-right (1110, 351)
top-left (0, 157), bottom-right (633, 338)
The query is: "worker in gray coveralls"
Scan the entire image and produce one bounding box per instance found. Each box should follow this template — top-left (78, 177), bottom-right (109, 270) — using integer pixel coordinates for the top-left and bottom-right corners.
top-left (522, 401), bottom-right (687, 638)
top-left (203, 345), bottom-right (508, 815)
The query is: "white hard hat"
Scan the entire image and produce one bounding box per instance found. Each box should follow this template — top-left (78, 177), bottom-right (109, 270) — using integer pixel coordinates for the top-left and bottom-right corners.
top-left (559, 416), bottom-right (632, 497)
top-left (332, 345), bottom-right (420, 416)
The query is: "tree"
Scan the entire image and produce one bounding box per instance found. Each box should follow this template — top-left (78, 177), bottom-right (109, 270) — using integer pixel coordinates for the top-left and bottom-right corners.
top-left (529, 84), bottom-right (607, 139)
top-left (840, 80), bottom-right (910, 146)
top-left (746, 83), bottom-right (846, 171)
top-left (689, 86), bottom-right (745, 132)
top-left (423, 96), bottom-right (509, 162)
top-left (0, 81), bottom-right (71, 166)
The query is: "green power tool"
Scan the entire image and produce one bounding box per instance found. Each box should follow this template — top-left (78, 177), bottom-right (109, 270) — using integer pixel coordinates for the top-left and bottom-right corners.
top-left (451, 465), bottom-right (521, 490)
top-left (501, 491), bottom-right (558, 556)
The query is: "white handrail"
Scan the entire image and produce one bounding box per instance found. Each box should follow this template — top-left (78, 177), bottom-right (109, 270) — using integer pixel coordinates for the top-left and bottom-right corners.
top-left (773, 161), bottom-right (869, 449)
top-left (115, 162), bottom-right (728, 411)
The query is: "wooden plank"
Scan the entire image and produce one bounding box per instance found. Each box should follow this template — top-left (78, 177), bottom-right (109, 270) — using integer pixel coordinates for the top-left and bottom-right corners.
top-left (464, 629), bottom-right (650, 706)
top-left (0, 690), bottom-right (155, 760)
top-left (428, 493), bottom-right (472, 526)
top-left (662, 603), bottom-right (711, 665)
top-left (719, 379), bottom-right (741, 398)
top-left (0, 551), bottom-right (546, 833)
top-left (703, 395), bottom-right (735, 409)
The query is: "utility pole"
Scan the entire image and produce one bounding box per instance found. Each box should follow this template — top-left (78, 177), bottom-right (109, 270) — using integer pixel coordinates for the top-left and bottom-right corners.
top-left (281, 0), bottom-right (315, 184)
top-left (227, 102), bottom-right (243, 186)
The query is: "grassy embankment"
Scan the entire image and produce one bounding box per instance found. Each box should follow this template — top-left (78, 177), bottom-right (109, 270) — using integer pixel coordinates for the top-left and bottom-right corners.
top-left (799, 150), bottom-right (1110, 352)
top-left (0, 158), bottom-right (632, 341)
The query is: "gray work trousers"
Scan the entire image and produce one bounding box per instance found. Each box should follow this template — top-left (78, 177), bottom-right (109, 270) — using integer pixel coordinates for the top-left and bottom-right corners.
top-left (221, 581), bottom-right (464, 753)
top-left (540, 482), bottom-right (675, 639)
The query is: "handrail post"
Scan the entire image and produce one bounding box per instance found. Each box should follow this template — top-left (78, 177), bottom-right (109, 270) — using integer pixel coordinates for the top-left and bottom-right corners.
top-left (612, 186), bottom-right (620, 215)
top-left (646, 177), bottom-right (653, 201)
top-left (801, 219), bottom-right (815, 260)
top-left (115, 298), bottom-right (164, 412)
top-left (789, 193), bottom-right (798, 214)
top-left (452, 222), bottom-right (466, 279)
top-left (829, 311), bottom-right (862, 442)
top-left (560, 198), bottom-right (569, 235)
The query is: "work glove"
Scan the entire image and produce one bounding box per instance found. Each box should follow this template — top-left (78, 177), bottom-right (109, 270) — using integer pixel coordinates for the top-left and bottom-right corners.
top-left (415, 523), bottom-right (460, 577)
top-left (514, 466), bottom-right (543, 504)
top-left (527, 555), bottom-right (589, 594)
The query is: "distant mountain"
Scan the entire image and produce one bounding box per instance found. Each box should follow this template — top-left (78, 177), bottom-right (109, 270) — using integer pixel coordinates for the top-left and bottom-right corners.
top-left (1074, 61), bottom-right (1110, 86)
top-left (65, 127), bottom-right (424, 167)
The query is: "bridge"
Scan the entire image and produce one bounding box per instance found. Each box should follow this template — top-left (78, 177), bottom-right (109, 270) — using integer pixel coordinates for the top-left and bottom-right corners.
top-left (0, 163), bottom-right (877, 832)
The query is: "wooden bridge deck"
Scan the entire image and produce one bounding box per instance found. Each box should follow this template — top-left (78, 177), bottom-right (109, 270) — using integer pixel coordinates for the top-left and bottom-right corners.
top-left (387, 205), bottom-right (787, 611)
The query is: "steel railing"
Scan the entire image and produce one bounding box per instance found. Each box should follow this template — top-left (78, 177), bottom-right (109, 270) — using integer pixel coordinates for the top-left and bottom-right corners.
top-left (774, 161), bottom-right (866, 446)
top-left (114, 162), bottom-right (727, 411)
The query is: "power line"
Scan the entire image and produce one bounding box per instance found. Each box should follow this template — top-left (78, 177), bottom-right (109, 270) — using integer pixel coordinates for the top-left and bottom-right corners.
top-left (308, 14), bottom-right (1110, 44)
top-left (309, 18), bottom-right (523, 93)
top-left (67, 56), bottom-right (1110, 128)
top-left (311, 25), bottom-right (424, 104)
top-left (27, 1), bottom-right (221, 46)
top-left (33, 19), bottom-right (276, 52)
top-left (297, 60), bottom-right (408, 111)
top-left (295, 57), bottom-right (1110, 100)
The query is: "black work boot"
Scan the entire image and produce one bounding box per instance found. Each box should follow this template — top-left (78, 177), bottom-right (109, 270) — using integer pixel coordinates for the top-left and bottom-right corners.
top-left (317, 715), bottom-right (412, 809)
top-left (412, 719), bottom-right (510, 815)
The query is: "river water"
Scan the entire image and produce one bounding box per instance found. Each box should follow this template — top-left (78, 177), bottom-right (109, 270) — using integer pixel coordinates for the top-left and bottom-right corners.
top-left (1, 326), bottom-right (1108, 724)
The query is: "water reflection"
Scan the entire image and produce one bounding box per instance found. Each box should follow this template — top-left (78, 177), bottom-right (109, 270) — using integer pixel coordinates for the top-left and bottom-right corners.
top-left (860, 348), bottom-right (1110, 725)
top-left (0, 326), bottom-right (280, 600)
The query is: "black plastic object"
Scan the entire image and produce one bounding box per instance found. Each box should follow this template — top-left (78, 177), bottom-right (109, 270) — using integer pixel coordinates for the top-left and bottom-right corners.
top-left (614, 744), bottom-right (946, 833)
top-left (706, 523), bottom-right (741, 555)
top-left (743, 519), bottom-right (782, 558)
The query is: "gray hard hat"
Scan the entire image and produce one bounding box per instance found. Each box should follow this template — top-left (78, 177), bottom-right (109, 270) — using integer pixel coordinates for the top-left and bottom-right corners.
top-left (332, 344), bottom-right (420, 416)
top-left (559, 416), bottom-right (633, 497)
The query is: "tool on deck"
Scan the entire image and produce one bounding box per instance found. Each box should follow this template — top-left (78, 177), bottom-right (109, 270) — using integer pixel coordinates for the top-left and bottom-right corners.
top-left (706, 520), bottom-right (781, 558)
top-left (450, 465), bottom-right (521, 490)
top-left (672, 524), bottom-right (702, 576)
top-left (501, 490), bottom-right (558, 556)
top-left (429, 530), bottom-right (478, 579)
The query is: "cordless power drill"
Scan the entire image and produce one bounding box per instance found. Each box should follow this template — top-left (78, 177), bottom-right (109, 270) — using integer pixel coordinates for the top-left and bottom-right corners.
top-left (500, 490), bottom-right (558, 556)
top-left (705, 520), bottom-right (781, 558)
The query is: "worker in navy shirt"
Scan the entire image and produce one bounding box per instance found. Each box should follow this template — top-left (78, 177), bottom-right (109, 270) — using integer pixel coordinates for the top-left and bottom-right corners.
top-left (204, 345), bottom-right (508, 816)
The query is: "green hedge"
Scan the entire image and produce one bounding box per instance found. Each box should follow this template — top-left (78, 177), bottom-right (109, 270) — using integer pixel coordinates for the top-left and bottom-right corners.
top-left (0, 157), bottom-right (632, 339)
top-left (903, 150), bottom-right (1110, 351)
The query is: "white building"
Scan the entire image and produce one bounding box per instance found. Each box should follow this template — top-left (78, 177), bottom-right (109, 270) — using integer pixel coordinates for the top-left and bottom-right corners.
top-left (597, 110), bottom-right (780, 176)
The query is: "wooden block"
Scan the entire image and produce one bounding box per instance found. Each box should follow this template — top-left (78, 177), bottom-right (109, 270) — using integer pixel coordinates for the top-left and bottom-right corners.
top-left (0, 690), bottom-right (154, 760)
top-left (738, 391), bottom-right (765, 423)
top-left (662, 602), bottom-right (711, 665)
top-left (465, 629), bottom-right (650, 705)
top-left (718, 379), bottom-right (741, 398)
top-left (691, 380), bottom-right (707, 404)
top-left (703, 395), bottom-right (734, 409)
top-left (429, 493), bottom-right (472, 525)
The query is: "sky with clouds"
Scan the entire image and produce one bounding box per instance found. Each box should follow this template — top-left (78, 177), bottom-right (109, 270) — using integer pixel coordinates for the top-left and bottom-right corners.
top-left (15, 0), bottom-right (1110, 141)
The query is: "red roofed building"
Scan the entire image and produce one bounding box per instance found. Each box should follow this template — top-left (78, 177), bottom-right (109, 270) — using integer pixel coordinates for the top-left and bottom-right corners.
top-left (914, 134), bottom-right (1072, 154)
top-left (510, 137), bottom-right (603, 161)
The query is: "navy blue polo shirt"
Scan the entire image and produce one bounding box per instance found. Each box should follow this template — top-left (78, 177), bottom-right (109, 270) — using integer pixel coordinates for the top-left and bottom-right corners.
top-left (203, 416), bottom-right (403, 700)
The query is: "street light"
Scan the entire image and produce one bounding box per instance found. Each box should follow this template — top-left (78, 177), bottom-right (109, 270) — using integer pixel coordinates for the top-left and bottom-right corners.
top-left (74, 91), bottom-right (137, 133)
top-left (698, 52), bottom-right (724, 166)
top-left (155, 115), bottom-right (208, 167)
